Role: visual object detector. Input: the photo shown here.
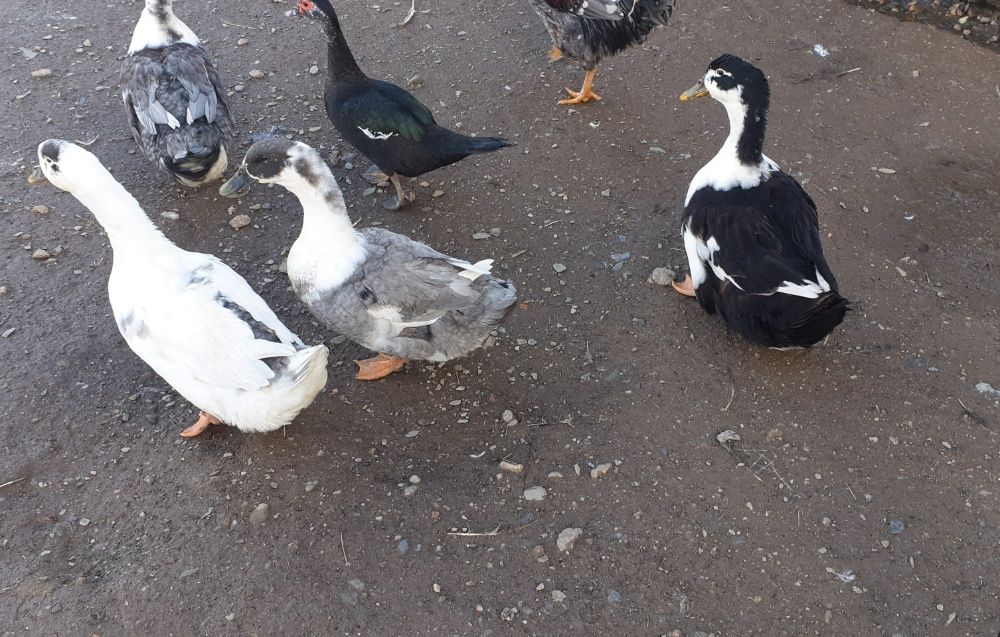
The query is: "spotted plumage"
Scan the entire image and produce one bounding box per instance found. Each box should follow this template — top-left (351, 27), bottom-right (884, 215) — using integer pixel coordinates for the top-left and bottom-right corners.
top-left (120, 0), bottom-right (233, 186)
top-left (677, 55), bottom-right (849, 348)
top-left (542, 0), bottom-right (624, 19)
top-left (34, 140), bottom-right (328, 436)
top-left (221, 139), bottom-right (518, 370)
top-left (530, 0), bottom-right (673, 104)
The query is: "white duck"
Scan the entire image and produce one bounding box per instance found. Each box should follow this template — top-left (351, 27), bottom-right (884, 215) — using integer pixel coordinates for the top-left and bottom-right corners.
top-left (32, 140), bottom-right (328, 437)
top-left (121, 0), bottom-right (233, 186)
top-left (220, 139), bottom-right (518, 381)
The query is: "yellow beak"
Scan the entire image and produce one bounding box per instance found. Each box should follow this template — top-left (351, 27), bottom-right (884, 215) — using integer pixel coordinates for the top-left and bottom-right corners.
top-left (680, 80), bottom-right (709, 103)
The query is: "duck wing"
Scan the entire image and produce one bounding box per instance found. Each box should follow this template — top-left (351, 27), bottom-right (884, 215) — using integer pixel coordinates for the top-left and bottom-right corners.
top-left (684, 172), bottom-right (837, 298)
top-left (122, 44), bottom-right (232, 138)
top-left (338, 80), bottom-right (436, 144)
top-left (352, 228), bottom-right (493, 329)
top-left (116, 255), bottom-right (300, 391)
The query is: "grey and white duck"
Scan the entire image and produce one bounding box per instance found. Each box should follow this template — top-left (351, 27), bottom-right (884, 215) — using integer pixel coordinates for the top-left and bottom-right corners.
top-left (220, 139), bottom-right (518, 380)
top-left (120, 0), bottom-right (233, 186)
top-left (31, 140), bottom-right (328, 437)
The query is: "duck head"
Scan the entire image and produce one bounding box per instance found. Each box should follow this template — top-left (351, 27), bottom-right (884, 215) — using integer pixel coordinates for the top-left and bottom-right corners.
top-left (297, 0), bottom-right (338, 28)
top-left (30, 140), bottom-right (104, 192)
top-left (682, 54), bottom-right (769, 109)
top-left (220, 139), bottom-right (330, 198)
top-left (681, 54), bottom-right (770, 166)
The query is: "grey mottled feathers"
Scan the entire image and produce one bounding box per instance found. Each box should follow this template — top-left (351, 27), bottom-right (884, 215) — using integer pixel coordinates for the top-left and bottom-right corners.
top-left (355, 228), bottom-right (483, 320)
top-left (298, 228), bottom-right (517, 362)
top-left (121, 43), bottom-right (233, 184)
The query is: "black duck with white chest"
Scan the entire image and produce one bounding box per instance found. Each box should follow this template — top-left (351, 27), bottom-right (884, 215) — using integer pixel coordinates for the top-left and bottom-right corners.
top-left (120, 0), bottom-right (233, 186)
top-left (672, 54), bottom-right (849, 349)
top-left (296, 0), bottom-right (510, 210)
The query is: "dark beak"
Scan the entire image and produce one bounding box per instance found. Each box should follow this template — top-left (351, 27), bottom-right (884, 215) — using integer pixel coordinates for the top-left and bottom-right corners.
top-left (219, 166), bottom-right (254, 198)
top-left (27, 166), bottom-right (47, 186)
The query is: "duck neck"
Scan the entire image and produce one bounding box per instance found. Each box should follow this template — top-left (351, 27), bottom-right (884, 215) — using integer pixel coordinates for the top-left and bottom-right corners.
top-left (70, 170), bottom-right (175, 258)
top-left (719, 99), bottom-right (767, 166)
top-left (128, 0), bottom-right (200, 53)
top-left (321, 10), bottom-right (367, 84)
top-left (283, 167), bottom-right (362, 252)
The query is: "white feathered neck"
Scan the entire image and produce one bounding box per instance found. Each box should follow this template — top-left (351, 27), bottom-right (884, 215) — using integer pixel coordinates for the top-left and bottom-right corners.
top-left (685, 98), bottom-right (778, 206)
top-left (67, 162), bottom-right (176, 258)
top-left (282, 151), bottom-right (368, 294)
top-left (128, 0), bottom-right (201, 54)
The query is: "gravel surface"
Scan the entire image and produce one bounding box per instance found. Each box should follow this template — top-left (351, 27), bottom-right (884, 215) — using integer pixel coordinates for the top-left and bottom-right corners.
top-left (1, 0), bottom-right (999, 635)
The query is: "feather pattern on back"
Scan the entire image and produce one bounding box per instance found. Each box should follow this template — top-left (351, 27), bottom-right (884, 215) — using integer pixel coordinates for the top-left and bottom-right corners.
top-left (121, 2), bottom-right (233, 186)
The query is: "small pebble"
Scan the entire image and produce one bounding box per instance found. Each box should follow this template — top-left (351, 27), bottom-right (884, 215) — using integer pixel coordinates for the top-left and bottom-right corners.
top-left (557, 527), bottom-right (582, 552)
top-left (607, 590), bottom-right (622, 604)
top-left (590, 463), bottom-right (613, 479)
top-left (888, 519), bottom-right (906, 535)
top-left (249, 69), bottom-right (266, 79)
top-left (249, 503), bottom-right (269, 524)
top-left (551, 590), bottom-right (567, 602)
top-left (31, 68), bottom-right (53, 78)
top-left (552, 263), bottom-right (567, 273)
top-left (431, 190), bottom-right (445, 198)
top-left (397, 539), bottom-right (409, 555)
top-left (229, 214), bottom-right (251, 229)
top-left (499, 460), bottom-right (524, 474)
top-left (32, 249), bottom-right (51, 261)
top-left (237, 37), bottom-right (249, 46)
top-left (304, 480), bottom-right (318, 493)
top-left (648, 267), bottom-right (675, 286)
top-left (523, 486), bottom-right (546, 501)
top-left (32, 205), bottom-right (49, 215)
top-left (309, 65), bottom-right (319, 75)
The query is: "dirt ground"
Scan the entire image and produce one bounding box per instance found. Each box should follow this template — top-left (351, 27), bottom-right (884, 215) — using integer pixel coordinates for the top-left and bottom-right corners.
top-left (2, 0), bottom-right (999, 635)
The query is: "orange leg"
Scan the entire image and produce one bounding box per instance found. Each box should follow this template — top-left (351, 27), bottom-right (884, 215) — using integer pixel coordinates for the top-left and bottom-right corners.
top-left (549, 47), bottom-right (564, 62)
top-left (355, 353), bottom-right (408, 380)
top-left (672, 275), bottom-right (697, 298)
top-left (559, 68), bottom-right (602, 105)
top-left (180, 411), bottom-right (223, 438)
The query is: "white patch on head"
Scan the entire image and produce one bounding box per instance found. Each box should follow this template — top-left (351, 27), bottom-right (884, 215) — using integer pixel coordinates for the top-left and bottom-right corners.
top-left (358, 126), bottom-right (395, 141)
top-left (128, 2), bottom-right (201, 54)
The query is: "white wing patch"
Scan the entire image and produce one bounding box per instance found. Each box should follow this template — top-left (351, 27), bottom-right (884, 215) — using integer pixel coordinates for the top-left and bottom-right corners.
top-left (682, 223), bottom-right (709, 288)
top-left (776, 268), bottom-right (831, 299)
top-left (358, 126), bottom-right (396, 141)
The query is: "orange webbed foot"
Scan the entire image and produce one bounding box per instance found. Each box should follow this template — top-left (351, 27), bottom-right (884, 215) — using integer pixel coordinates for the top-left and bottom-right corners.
top-left (671, 275), bottom-right (697, 298)
top-left (180, 411), bottom-right (223, 438)
top-left (355, 353), bottom-right (408, 381)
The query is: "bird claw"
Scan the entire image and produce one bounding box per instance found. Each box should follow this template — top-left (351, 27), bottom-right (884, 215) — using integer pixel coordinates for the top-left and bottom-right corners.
top-left (382, 192), bottom-right (415, 211)
top-left (362, 165), bottom-right (390, 186)
top-left (558, 87), bottom-right (602, 105)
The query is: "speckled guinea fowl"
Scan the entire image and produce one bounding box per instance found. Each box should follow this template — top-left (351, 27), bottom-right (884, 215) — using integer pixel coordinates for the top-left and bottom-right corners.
top-left (296, 0), bottom-right (510, 210)
top-left (120, 0), bottom-right (233, 186)
top-left (220, 139), bottom-right (517, 381)
top-left (31, 140), bottom-right (328, 437)
top-left (672, 55), bottom-right (849, 348)
top-left (531, 0), bottom-right (674, 105)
